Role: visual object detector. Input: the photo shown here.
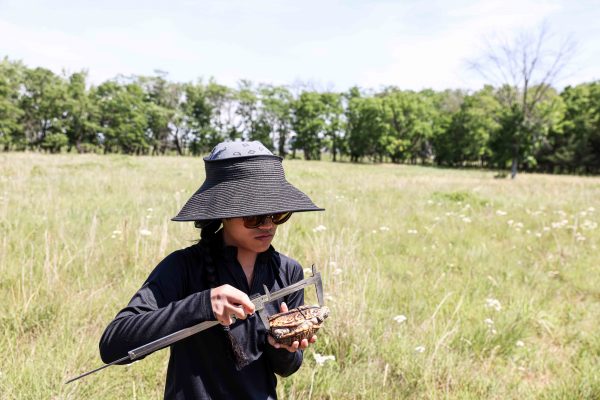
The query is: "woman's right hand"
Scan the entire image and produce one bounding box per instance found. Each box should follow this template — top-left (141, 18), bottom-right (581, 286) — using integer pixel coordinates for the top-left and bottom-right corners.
top-left (210, 285), bottom-right (255, 326)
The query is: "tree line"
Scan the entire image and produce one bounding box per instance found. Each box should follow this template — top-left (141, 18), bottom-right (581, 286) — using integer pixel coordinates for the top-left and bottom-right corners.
top-left (1, 57), bottom-right (599, 174)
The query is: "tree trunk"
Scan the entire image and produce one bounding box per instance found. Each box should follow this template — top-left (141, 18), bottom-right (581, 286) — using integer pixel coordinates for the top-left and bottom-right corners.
top-left (511, 156), bottom-right (518, 179)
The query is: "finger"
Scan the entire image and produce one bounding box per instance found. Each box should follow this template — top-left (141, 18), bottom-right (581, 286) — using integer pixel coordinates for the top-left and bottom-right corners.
top-left (223, 286), bottom-right (256, 315)
top-left (225, 304), bottom-right (248, 320)
top-left (218, 315), bottom-right (234, 326)
top-left (267, 335), bottom-right (281, 349)
top-left (299, 338), bottom-right (309, 350)
top-left (309, 335), bottom-right (317, 344)
top-left (279, 342), bottom-right (297, 353)
top-left (280, 302), bottom-right (289, 313)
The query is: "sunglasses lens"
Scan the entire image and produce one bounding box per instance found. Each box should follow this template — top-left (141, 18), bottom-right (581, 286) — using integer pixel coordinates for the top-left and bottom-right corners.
top-left (243, 212), bottom-right (292, 228)
top-left (243, 216), bottom-right (264, 228)
top-left (271, 212), bottom-right (292, 224)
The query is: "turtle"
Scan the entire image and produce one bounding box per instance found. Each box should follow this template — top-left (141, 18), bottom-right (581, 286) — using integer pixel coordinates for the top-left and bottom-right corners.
top-left (268, 305), bottom-right (330, 346)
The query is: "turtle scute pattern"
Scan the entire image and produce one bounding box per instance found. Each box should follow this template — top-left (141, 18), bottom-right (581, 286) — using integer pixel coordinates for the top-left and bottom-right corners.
top-left (268, 305), bottom-right (330, 346)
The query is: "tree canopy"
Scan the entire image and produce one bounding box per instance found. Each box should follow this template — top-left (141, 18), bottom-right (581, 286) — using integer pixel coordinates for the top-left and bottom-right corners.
top-left (1, 57), bottom-right (599, 174)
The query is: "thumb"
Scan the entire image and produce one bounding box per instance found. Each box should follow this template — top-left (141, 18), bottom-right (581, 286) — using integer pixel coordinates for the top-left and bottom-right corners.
top-left (280, 302), bottom-right (289, 313)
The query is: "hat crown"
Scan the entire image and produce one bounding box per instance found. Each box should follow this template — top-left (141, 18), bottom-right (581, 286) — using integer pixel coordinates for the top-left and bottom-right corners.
top-left (205, 141), bottom-right (273, 161)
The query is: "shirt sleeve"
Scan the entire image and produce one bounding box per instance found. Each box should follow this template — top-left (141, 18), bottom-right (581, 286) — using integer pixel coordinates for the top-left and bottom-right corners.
top-left (263, 259), bottom-right (305, 377)
top-left (99, 250), bottom-right (214, 364)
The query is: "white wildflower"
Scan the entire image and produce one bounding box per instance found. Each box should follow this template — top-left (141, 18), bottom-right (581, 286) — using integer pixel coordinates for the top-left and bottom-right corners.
top-left (407, 229), bottom-right (418, 235)
top-left (485, 298), bottom-right (502, 312)
top-left (303, 268), bottom-right (312, 276)
top-left (333, 268), bottom-right (343, 275)
top-left (393, 315), bottom-right (407, 324)
top-left (371, 230), bottom-right (378, 234)
top-left (139, 229), bottom-right (152, 236)
top-left (112, 230), bottom-right (122, 235)
top-left (313, 353), bottom-right (335, 366)
top-left (325, 294), bottom-right (335, 302)
top-left (484, 318), bottom-right (494, 326)
top-left (329, 261), bottom-right (337, 268)
top-left (588, 207), bottom-right (595, 212)
top-left (462, 217), bottom-right (472, 223)
top-left (496, 210), bottom-right (507, 216)
top-left (535, 232), bottom-right (542, 238)
top-left (379, 226), bottom-right (390, 231)
top-left (490, 329), bottom-right (497, 335)
top-left (514, 222), bottom-right (524, 229)
top-left (147, 208), bottom-right (153, 212)
top-left (507, 219), bottom-right (514, 226)
top-left (516, 340), bottom-right (525, 347)
top-left (415, 345), bottom-right (426, 353)
top-left (551, 220), bottom-right (569, 229)
top-left (427, 200), bottom-right (434, 205)
top-left (312, 225), bottom-right (327, 232)
top-left (575, 233), bottom-right (586, 242)
top-left (582, 220), bottom-right (598, 230)
top-left (543, 226), bottom-right (551, 232)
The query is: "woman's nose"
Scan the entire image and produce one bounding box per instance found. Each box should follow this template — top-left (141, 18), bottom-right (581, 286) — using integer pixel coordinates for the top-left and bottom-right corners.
top-left (258, 216), bottom-right (275, 228)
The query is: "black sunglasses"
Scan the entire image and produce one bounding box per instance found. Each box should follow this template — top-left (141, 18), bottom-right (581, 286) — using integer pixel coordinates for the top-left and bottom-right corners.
top-left (242, 212), bottom-right (292, 229)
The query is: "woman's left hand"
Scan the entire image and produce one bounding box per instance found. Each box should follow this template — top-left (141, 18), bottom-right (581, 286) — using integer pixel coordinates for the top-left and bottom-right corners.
top-left (267, 302), bottom-right (317, 352)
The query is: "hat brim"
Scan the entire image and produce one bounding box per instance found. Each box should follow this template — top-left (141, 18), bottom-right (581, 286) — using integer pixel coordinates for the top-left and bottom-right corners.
top-left (172, 180), bottom-right (324, 221)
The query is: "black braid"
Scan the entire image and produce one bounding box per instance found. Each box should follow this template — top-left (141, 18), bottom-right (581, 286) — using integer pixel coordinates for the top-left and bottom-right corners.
top-left (198, 220), bottom-right (250, 370)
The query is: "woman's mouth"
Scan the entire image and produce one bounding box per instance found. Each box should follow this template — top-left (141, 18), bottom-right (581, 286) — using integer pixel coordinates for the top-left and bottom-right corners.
top-left (255, 234), bottom-right (273, 241)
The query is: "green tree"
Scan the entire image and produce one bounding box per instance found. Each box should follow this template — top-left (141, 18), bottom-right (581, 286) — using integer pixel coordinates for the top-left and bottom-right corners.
top-left (345, 89), bottom-right (388, 162)
top-left (260, 84), bottom-right (293, 157)
top-left (539, 82), bottom-right (600, 173)
top-left (206, 80), bottom-right (238, 144)
top-left (433, 86), bottom-right (500, 166)
top-left (20, 67), bottom-right (67, 149)
top-left (291, 91), bottom-right (325, 160)
top-left (63, 72), bottom-right (100, 152)
top-left (183, 81), bottom-right (218, 155)
top-left (93, 81), bottom-right (149, 154)
top-left (236, 80), bottom-right (274, 149)
top-left (320, 92), bottom-right (344, 161)
top-left (0, 58), bottom-right (25, 150)
top-left (136, 73), bottom-right (182, 155)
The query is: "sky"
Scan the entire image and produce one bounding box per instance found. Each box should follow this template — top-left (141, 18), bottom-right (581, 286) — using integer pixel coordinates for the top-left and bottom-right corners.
top-left (1, 0), bottom-right (599, 92)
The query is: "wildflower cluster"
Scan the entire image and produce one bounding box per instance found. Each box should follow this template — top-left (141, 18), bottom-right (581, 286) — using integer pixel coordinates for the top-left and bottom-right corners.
top-left (313, 353), bottom-right (335, 366)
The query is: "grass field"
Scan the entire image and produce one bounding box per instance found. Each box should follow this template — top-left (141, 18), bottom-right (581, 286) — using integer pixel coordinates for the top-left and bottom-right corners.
top-left (1, 152), bottom-right (599, 399)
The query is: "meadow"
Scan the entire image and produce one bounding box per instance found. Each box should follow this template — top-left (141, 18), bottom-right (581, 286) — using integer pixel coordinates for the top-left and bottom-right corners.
top-left (1, 152), bottom-right (599, 399)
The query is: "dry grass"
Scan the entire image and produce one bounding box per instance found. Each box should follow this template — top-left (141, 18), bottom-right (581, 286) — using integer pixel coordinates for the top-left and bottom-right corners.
top-left (1, 152), bottom-right (599, 399)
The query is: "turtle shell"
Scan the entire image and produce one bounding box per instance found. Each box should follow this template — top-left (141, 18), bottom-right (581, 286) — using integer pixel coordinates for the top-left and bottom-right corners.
top-left (268, 305), bottom-right (330, 346)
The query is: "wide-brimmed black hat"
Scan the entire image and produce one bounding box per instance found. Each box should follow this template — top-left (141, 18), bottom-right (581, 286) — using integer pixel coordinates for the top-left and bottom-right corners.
top-left (172, 141), bottom-right (324, 222)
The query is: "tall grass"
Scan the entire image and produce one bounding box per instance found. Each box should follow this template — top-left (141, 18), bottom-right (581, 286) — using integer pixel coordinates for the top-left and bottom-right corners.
top-left (1, 153), bottom-right (599, 399)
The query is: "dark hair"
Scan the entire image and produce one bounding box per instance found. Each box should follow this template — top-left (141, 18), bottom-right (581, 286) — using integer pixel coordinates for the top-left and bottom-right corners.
top-left (198, 220), bottom-right (250, 370)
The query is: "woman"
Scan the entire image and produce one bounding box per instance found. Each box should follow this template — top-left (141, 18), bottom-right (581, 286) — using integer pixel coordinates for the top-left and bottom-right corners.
top-left (99, 141), bottom-right (324, 399)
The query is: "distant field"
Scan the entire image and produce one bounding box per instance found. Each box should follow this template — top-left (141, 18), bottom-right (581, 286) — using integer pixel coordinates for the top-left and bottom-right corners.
top-left (1, 153), bottom-right (599, 399)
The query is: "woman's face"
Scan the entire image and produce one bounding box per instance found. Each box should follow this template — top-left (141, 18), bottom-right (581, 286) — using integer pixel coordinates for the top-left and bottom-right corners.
top-left (222, 217), bottom-right (277, 254)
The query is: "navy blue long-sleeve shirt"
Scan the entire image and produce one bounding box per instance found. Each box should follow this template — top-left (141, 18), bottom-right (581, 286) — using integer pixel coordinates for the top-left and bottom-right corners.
top-left (99, 232), bottom-right (305, 399)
